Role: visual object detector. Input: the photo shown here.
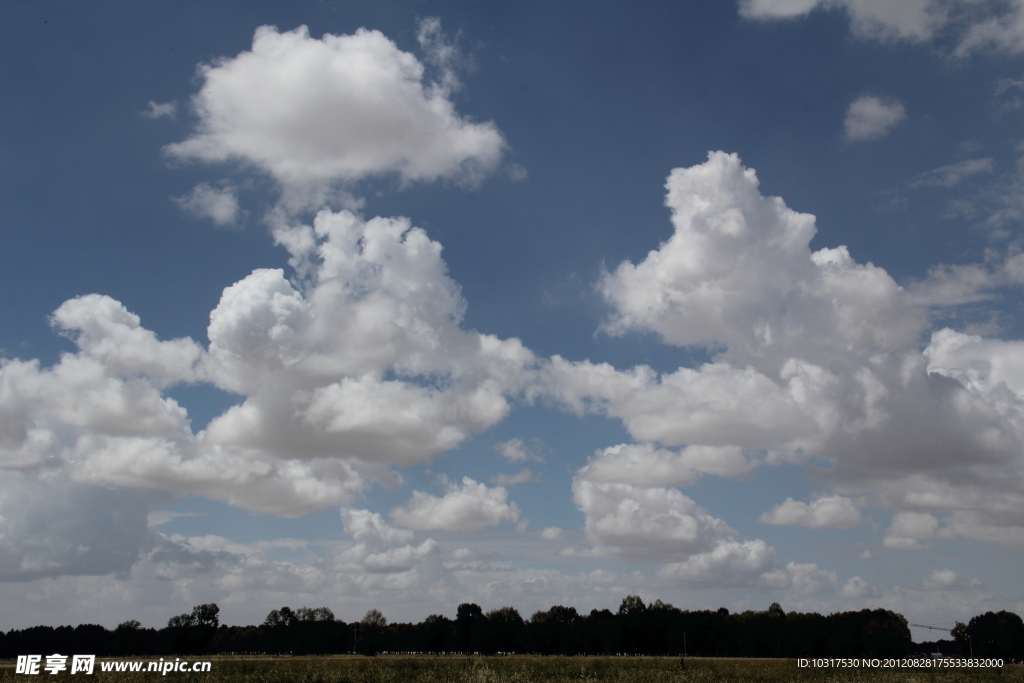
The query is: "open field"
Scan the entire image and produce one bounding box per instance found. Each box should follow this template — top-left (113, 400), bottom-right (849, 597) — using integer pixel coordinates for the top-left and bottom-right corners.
top-left (1, 656), bottom-right (1022, 682)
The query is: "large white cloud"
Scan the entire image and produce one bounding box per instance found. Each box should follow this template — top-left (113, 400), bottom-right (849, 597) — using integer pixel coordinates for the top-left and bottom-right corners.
top-left (165, 24), bottom-right (505, 202)
top-left (0, 208), bottom-right (535, 521)
top-left (541, 151), bottom-right (1024, 555)
top-left (597, 152), bottom-right (923, 371)
top-left (0, 295), bottom-right (367, 517)
top-left (201, 209), bottom-right (535, 465)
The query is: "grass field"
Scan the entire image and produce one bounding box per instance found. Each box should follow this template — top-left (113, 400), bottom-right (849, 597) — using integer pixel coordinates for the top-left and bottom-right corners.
top-left (1, 655), bottom-right (1021, 682)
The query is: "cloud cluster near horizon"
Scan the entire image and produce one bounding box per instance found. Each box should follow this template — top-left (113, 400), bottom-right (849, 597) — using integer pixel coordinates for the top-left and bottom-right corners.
top-left (6, 136), bottom-right (1024, 597)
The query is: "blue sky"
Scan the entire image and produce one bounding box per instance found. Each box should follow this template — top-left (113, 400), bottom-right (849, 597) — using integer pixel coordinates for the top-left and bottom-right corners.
top-left (3, 0), bottom-right (1024, 638)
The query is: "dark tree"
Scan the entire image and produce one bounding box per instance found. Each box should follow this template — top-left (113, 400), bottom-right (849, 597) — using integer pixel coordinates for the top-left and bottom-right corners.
top-left (421, 614), bottom-right (454, 653)
top-left (617, 596), bottom-right (647, 654)
top-left (485, 607), bottom-right (525, 654)
top-left (456, 603), bottom-right (484, 653)
top-left (964, 611), bottom-right (1024, 659)
top-left (166, 604), bottom-right (220, 654)
top-left (618, 595), bottom-right (646, 616)
top-left (358, 609), bottom-right (388, 654)
top-left (530, 605), bottom-right (579, 654)
top-left (264, 606), bottom-right (298, 627)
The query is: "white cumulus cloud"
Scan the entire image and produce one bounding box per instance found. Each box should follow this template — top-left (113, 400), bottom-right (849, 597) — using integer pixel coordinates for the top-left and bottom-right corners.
top-left (578, 442), bottom-right (752, 488)
top-left (568, 479), bottom-right (734, 560)
top-left (200, 209), bottom-right (535, 467)
top-left (539, 151), bottom-right (1024, 555)
top-left (391, 477), bottom-right (520, 532)
top-left (341, 508), bottom-right (438, 573)
top-left (596, 151), bottom-right (923, 367)
top-left (0, 208), bottom-right (536, 520)
top-left (165, 24), bottom-right (505, 205)
top-left (658, 540), bottom-right (776, 585)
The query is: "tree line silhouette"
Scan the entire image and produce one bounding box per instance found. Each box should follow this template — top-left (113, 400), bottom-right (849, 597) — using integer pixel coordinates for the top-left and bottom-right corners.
top-left (2, 597), bottom-right (1021, 660)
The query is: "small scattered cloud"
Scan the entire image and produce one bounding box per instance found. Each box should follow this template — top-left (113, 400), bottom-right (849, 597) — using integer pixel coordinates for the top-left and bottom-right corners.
top-left (540, 527), bottom-right (562, 540)
top-left (883, 512), bottom-right (939, 550)
top-left (996, 77), bottom-right (1024, 112)
top-left (490, 467), bottom-right (541, 486)
top-left (759, 495), bottom-right (861, 529)
top-left (175, 182), bottom-right (241, 226)
top-left (741, 0), bottom-right (1024, 55)
top-left (920, 569), bottom-right (973, 590)
top-left (841, 575), bottom-right (876, 598)
top-left (739, 0), bottom-right (821, 20)
top-left (147, 510), bottom-right (205, 527)
top-left (494, 438), bottom-right (544, 463)
top-left (506, 163), bottom-right (528, 182)
top-left (908, 158), bottom-right (994, 188)
top-left (449, 547), bottom-right (478, 561)
top-left (845, 95), bottom-right (906, 142)
top-left (416, 17), bottom-right (466, 93)
top-left (760, 561), bottom-right (840, 595)
top-left (142, 100), bottom-right (176, 120)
